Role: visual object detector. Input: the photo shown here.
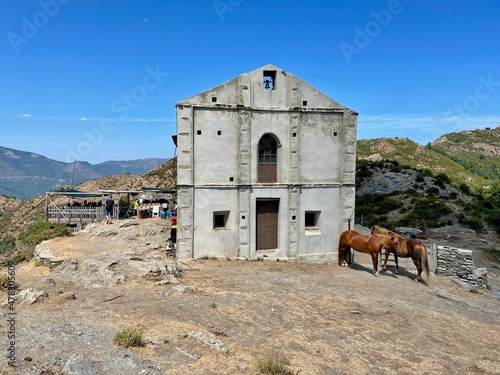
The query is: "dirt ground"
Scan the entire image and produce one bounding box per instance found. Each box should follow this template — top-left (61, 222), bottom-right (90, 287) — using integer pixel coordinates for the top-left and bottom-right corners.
top-left (1, 219), bottom-right (499, 375)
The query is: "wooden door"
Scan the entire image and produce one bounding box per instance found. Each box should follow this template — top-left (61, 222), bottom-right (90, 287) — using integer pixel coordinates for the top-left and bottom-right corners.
top-left (256, 200), bottom-right (279, 250)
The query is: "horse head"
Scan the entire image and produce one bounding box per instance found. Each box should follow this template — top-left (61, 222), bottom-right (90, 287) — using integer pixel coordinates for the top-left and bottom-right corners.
top-left (387, 233), bottom-right (399, 251)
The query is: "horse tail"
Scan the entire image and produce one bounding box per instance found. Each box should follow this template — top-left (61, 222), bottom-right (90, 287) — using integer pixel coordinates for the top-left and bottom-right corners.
top-left (421, 243), bottom-right (430, 282)
top-left (338, 235), bottom-right (343, 265)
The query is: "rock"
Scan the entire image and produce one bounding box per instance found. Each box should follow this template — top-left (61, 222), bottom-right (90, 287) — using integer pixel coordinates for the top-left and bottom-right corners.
top-left (34, 240), bottom-right (67, 263)
top-left (18, 288), bottom-right (48, 304)
top-left (40, 278), bottom-right (56, 286)
top-left (187, 331), bottom-right (228, 352)
top-left (64, 352), bottom-right (99, 375)
top-left (395, 227), bottom-right (423, 237)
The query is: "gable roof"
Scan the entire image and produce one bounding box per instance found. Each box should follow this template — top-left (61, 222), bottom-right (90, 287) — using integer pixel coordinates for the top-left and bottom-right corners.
top-left (177, 64), bottom-right (354, 112)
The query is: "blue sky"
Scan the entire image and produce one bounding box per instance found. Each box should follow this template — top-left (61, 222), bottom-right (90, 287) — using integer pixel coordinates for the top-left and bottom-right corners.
top-left (1, 0), bottom-right (500, 164)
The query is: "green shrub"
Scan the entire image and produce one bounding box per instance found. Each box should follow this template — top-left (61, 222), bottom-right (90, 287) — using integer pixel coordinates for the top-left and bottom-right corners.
top-left (426, 187), bottom-right (440, 196)
top-left (256, 354), bottom-right (293, 375)
top-left (18, 218), bottom-right (70, 252)
top-left (0, 273), bottom-right (18, 290)
top-left (113, 326), bottom-right (145, 348)
top-left (435, 172), bottom-right (451, 185)
top-left (458, 215), bottom-right (484, 232)
top-left (3, 219), bottom-right (71, 264)
top-left (484, 248), bottom-right (500, 260)
top-left (0, 235), bottom-right (16, 255)
top-left (459, 183), bottom-right (471, 195)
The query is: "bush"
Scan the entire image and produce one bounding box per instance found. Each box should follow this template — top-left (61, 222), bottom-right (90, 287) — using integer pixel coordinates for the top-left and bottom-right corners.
top-left (113, 326), bottom-right (145, 348)
top-left (435, 172), bottom-right (451, 185)
top-left (459, 183), bottom-right (471, 195)
top-left (0, 235), bottom-right (16, 255)
top-left (18, 218), bottom-right (70, 249)
top-left (396, 198), bottom-right (452, 228)
top-left (256, 354), bottom-right (293, 375)
top-left (426, 187), bottom-right (440, 196)
top-left (0, 273), bottom-right (18, 290)
top-left (9, 218), bottom-right (72, 263)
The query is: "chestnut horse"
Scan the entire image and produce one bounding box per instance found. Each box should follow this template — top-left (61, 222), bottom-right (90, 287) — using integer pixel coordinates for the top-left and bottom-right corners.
top-left (371, 225), bottom-right (430, 282)
top-left (338, 230), bottom-right (399, 277)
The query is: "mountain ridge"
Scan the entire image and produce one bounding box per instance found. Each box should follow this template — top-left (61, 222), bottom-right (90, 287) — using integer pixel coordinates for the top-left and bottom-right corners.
top-left (0, 146), bottom-right (169, 199)
top-left (357, 125), bottom-right (500, 194)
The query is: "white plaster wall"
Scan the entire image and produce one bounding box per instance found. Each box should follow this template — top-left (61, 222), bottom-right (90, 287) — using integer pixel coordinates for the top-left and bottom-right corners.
top-left (192, 109), bottom-right (240, 185)
top-left (298, 187), bottom-right (342, 261)
top-left (299, 113), bottom-right (343, 183)
top-left (192, 187), bottom-right (240, 258)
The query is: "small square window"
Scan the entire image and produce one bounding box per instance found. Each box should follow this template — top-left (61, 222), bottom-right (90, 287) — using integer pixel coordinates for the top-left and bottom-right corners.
top-left (197, 130), bottom-right (202, 135)
top-left (212, 97), bottom-right (217, 102)
top-left (305, 211), bottom-right (321, 235)
top-left (305, 211), bottom-right (320, 227)
top-left (242, 215), bottom-right (246, 220)
top-left (292, 132), bottom-right (297, 137)
top-left (333, 131), bottom-right (338, 136)
top-left (214, 211), bottom-right (229, 229)
top-left (218, 130), bottom-right (222, 135)
top-left (302, 100), bottom-right (308, 106)
top-left (292, 215), bottom-right (296, 221)
top-left (229, 177), bottom-right (234, 182)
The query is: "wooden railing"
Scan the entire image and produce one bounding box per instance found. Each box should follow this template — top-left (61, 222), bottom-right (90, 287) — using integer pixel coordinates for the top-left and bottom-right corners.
top-left (46, 206), bottom-right (118, 224)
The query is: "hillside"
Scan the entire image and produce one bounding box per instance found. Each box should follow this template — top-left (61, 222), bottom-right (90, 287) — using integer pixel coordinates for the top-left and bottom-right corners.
top-left (0, 146), bottom-right (169, 199)
top-left (0, 158), bottom-right (177, 240)
top-left (430, 126), bottom-right (500, 181)
top-left (357, 137), bottom-right (494, 193)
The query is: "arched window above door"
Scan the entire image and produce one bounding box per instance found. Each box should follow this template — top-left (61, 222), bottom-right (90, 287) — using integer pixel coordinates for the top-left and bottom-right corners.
top-left (258, 134), bottom-right (277, 183)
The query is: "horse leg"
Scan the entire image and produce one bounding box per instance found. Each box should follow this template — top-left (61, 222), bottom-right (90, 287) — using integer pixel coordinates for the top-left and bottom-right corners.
top-left (412, 257), bottom-right (423, 282)
top-left (394, 253), bottom-right (399, 274)
top-left (339, 244), bottom-right (349, 267)
top-left (383, 248), bottom-right (390, 271)
top-left (371, 252), bottom-right (379, 277)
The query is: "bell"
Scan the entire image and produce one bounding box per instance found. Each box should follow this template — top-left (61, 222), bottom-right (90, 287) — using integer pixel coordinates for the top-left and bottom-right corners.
top-left (264, 79), bottom-right (271, 89)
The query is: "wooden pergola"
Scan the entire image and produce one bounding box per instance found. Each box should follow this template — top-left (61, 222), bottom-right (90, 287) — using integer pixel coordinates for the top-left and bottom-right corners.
top-left (45, 190), bottom-right (115, 231)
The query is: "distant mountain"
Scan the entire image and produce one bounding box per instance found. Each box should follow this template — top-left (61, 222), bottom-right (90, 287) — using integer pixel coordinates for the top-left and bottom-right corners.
top-left (0, 146), bottom-right (169, 199)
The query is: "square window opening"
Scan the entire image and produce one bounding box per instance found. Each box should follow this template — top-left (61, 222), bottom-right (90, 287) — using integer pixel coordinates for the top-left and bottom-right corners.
top-left (197, 130), bottom-right (202, 135)
top-left (229, 177), bottom-right (234, 182)
top-left (263, 70), bottom-right (276, 90)
top-left (213, 211), bottom-right (229, 229)
top-left (305, 211), bottom-right (320, 227)
top-left (333, 131), bottom-right (338, 136)
top-left (218, 130), bottom-right (222, 135)
top-left (212, 97), bottom-right (217, 102)
top-left (292, 132), bottom-right (297, 137)
top-left (302, 100), bottom-right (308, 106)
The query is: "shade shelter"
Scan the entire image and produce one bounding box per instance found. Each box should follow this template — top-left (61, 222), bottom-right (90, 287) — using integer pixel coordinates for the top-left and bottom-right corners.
top-left (45, 189), bottom-right (115, 232)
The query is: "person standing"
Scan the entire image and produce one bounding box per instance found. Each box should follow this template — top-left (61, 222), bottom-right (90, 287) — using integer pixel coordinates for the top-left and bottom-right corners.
top-left (105, 195), bottom-right (115, 224)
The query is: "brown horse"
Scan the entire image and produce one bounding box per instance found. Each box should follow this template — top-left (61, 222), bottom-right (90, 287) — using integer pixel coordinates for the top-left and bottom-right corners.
top-left (371, 225), bottom-right (430, 282)
top-left (338, 230), bottom-right (399, 277)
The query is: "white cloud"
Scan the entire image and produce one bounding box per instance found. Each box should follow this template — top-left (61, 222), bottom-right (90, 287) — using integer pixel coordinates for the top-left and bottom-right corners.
top-left (20, 113), bottom-right (32, 118)
top-left (79, 117), bottom-right (88, 121)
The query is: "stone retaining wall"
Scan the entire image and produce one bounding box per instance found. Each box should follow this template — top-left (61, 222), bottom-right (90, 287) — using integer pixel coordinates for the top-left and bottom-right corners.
top-left (434, 245), bottom-right (488, 289)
